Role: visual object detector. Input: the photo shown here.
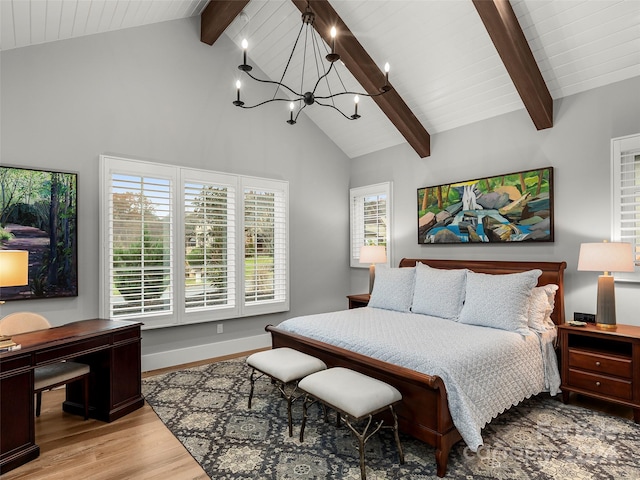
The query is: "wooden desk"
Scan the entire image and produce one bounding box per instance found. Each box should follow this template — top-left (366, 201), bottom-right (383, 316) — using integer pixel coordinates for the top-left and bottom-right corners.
top-left (0, 319), bottom-right (144, 474)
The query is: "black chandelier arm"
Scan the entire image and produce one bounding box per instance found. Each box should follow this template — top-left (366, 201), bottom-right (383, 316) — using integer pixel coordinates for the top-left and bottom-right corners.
top-left (236, 97), bottom-right (299, 109)
top-left (293, 103), bottom-right (308, 122)
top-left (313, 100), bottom-right (357, 120)
top-left (243, 70), bottom-right (303, 98)
top-left (314, 88), bottom-right (389, 101)
top-left (310, 60), bottom-right (336, 96)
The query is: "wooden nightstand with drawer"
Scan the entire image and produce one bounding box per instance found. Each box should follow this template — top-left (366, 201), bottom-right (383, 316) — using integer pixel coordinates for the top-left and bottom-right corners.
top-left (347, 294), bottom-right (370, 309)
top-left (558, 323), bottom-right (640, 422)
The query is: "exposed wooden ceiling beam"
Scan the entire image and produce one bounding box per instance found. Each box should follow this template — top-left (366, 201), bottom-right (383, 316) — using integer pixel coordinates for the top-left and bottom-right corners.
top-left (472, 0), bottom-right (553, 130)
top-left (291, 0), bottom-right (431, 158)
top-left (200, 0), bottom-right (250, 46)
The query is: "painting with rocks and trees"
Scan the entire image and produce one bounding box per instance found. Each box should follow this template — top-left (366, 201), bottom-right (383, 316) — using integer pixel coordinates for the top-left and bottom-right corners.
top-left (417, 167), bottom-right (553, 244)
top-left (0, 166), bottom-right (78, 300)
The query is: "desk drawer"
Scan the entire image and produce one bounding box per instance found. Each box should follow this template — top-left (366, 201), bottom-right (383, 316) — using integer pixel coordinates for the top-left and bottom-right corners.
top-left (113, 327), bottom-right (140, 344)
top-left (0, 354), bottom-right (32, 375)
top-left (568, 349), bottom-right (631, 378)
top-left (35, 337), bottom-right (108, 364)
top-left (568, 368), bottom-right (632, 400)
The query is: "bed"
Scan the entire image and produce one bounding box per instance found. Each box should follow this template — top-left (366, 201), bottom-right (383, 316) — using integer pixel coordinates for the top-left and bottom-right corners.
top-left (266, 258), bottom-right (567, 477)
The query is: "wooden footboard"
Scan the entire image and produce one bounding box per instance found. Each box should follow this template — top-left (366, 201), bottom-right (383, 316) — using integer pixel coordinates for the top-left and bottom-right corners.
top-left (266, 324), bottom-right (462, 477)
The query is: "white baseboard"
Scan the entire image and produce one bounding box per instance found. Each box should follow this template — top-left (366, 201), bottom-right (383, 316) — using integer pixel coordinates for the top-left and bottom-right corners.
top-left (142, 333), bottom-right (271, 372)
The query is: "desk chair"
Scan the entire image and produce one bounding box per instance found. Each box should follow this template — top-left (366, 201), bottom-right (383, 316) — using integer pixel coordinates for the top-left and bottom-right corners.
top-left (0, 312), bottom-right (90, 419)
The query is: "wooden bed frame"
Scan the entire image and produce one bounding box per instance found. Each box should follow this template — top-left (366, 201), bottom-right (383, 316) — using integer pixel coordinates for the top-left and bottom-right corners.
top-left (266, 258), bottom-right (567, 477)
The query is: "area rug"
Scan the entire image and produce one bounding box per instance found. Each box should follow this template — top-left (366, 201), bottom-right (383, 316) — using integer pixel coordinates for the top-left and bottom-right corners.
top-left (142, 358), bottom-right (640, 479)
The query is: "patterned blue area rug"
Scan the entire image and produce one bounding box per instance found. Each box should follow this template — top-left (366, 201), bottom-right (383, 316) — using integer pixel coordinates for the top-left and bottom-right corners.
top-left (142, 358), bottom-right (640, 479)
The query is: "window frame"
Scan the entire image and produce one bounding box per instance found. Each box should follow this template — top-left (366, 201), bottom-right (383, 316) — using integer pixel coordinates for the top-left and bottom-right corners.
top-left (349, 182), bottom-right (392, 268)
top-left (99, 155), bottom-right (289, 329)
top-left (611, 133), bottom-right (640, 283)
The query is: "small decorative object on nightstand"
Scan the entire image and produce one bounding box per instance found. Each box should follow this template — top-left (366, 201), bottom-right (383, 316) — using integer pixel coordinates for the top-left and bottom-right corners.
top-left (347, 294), bottom-right (370, 309)
top-left (558, 323), bottom-right (640, 423)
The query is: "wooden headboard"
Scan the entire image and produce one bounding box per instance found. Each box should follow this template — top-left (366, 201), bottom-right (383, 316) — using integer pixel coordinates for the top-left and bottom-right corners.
top-left (398, 258), bottom-right (567, 325)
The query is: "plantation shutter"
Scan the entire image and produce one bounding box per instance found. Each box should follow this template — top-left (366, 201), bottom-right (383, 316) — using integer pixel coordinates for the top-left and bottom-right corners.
top-left (350, 183), bottom-right (392, 267)
top-left (109, 173), bottom-right (173, 319)
top-left (242, 178), bottom-right (289, 314)
top-left (183, 178), bottom-right (236, 311)
top-left (612, 134), bottom-right (640, 281)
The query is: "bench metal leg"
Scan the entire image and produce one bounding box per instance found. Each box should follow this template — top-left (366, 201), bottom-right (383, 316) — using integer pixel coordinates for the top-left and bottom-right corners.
top-left (390, 405), bottom-right (404, 464)
top-left (248, 369), bottom-right (257, 409)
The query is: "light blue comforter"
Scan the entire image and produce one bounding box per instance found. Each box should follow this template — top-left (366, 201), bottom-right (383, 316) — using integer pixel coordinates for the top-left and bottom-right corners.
top-left (278, 307), bottom-right (561, 451)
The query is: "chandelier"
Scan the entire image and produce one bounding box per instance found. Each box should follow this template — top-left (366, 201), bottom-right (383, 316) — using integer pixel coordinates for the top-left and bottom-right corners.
top-left (233, 2), bottom-right (392, 125)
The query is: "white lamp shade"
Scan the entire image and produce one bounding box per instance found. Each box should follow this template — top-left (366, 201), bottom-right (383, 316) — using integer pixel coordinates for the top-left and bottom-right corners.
top-left (0, 250), bottom-right (29, 287)
top-left (359, 245), bottom-right (387, 264)
top-left (577, 242), bottom-right (634, 273)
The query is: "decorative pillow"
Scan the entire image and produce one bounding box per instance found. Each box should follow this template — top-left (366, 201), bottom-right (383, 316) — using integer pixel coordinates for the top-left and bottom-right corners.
top-left (368, 266), bottom-right (415, 313)
top-left (528, 284), bottom-right (559, 332)
top-left (411, 263), bottom-right (467, 319)
top-left (458, 269), bottom-right (542, 335)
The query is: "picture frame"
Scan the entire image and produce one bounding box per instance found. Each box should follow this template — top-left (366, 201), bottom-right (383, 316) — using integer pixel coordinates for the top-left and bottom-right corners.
top-left (417, 167), bottom-right (553, 244)
top-left (0, 165), bottom-right (78, 300)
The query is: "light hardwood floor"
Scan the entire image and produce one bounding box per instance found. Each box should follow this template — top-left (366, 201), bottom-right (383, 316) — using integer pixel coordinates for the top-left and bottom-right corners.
top-left (1, 351), bottom-right (265, 480)
top-left (2, 349), bottom-right (633, 479)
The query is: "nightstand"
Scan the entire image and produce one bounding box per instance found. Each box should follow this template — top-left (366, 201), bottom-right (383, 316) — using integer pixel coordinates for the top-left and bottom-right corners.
top-left (347, 293), bottom-right (370, 309)
top-left (558, 323), bottom-right (640, 423)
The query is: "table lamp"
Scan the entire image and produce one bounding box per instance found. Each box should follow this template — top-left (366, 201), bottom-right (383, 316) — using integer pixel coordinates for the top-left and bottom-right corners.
top-left (0, 250), bottom-right (29, 305)
top-left (359, 245), bottom-right (387, 294)
top-left (577, 241), bottom-right (634, 329)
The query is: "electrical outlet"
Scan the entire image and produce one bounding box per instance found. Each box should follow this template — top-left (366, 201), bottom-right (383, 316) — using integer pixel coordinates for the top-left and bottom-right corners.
top-left (573, 312), bottom-right (596, 323)
top-left (217, 323), bottom-right (223, 334)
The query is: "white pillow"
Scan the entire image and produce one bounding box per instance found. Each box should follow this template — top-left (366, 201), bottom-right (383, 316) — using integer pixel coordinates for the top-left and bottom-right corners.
top-left (368, 266), bottom-right (415, 312)
top-left (528, 284), bottom-right (559, 332)
top-left (411, 263), bottom-right (467, 319)
top-left (458, 269), bottom-right (542, 335)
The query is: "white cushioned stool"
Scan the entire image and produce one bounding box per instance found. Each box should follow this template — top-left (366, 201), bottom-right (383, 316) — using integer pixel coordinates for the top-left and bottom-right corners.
top-left (246, 348), bottom-right (327, 436)
top-left (298, 367), bottom-right (404, 480)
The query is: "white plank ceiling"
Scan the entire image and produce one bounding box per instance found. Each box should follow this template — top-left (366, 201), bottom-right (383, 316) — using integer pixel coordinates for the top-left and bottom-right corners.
top-left (2, 0), bottom-right (639, 158)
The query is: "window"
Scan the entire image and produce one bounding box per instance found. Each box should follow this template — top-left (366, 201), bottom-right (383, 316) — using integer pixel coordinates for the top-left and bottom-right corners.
top-left (242, 178), bottom-right (288, 315)
top-left (100, 156), bottom-right (289, 329)
top-left (349, 182), bottom-right (392, 268)
top-left (611, 134), bottom-right (640, 282)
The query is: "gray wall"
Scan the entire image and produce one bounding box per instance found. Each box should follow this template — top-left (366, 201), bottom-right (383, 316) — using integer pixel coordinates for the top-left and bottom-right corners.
top-left (0, 17), bottom-right (352, 367)
top-left (349, 76), bottom-right (640, 326)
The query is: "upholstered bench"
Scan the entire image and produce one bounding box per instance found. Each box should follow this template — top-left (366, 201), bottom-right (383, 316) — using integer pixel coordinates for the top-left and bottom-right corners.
top-left (298, 367), bottom-right (404, 480)
top-left (246, 347), bottom-right (327, 436)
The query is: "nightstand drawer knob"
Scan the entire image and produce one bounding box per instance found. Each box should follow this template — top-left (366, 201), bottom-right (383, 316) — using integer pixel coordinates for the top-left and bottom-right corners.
top-left (595, 381), bottom-right (601, 387)
top-left (595, 361), bottom-right (601, 367)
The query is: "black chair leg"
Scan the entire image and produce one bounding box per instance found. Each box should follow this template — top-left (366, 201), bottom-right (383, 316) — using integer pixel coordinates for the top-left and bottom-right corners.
top-left (36, 392), bottom-right (42, 417)
top-left (83, 375), bottom-right (89, 420)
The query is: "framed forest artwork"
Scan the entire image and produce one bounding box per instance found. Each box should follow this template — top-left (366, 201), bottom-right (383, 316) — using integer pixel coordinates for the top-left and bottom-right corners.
top-left (417, 167), bottom-right (553, 244)
top-left (0, 165), bottom-right (78, 300)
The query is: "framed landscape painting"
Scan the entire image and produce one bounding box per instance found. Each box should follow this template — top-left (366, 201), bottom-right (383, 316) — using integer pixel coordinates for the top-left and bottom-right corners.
top-left (0, 165), bottom-right (78, 300)
top-left (417, 167), bottom-right (553, 244)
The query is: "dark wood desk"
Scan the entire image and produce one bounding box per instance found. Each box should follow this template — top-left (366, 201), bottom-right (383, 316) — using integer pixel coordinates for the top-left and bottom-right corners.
top-left (0, 319), bottom-right (144, 474)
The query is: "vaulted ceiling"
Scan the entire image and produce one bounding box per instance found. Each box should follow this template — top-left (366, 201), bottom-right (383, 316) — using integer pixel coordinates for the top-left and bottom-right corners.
top-left (2, 0), bottom-right (638, 159)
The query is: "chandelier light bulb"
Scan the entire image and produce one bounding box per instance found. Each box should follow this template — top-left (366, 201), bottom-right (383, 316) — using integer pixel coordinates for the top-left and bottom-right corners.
top-left (352, 95), bottom-right (360, 119)
top-left (233, 80), bottom-right (244, 106)
top-left (287, 101), bottom-right (296, 125)
top-left (241, 39), bottom-right (248, 66)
